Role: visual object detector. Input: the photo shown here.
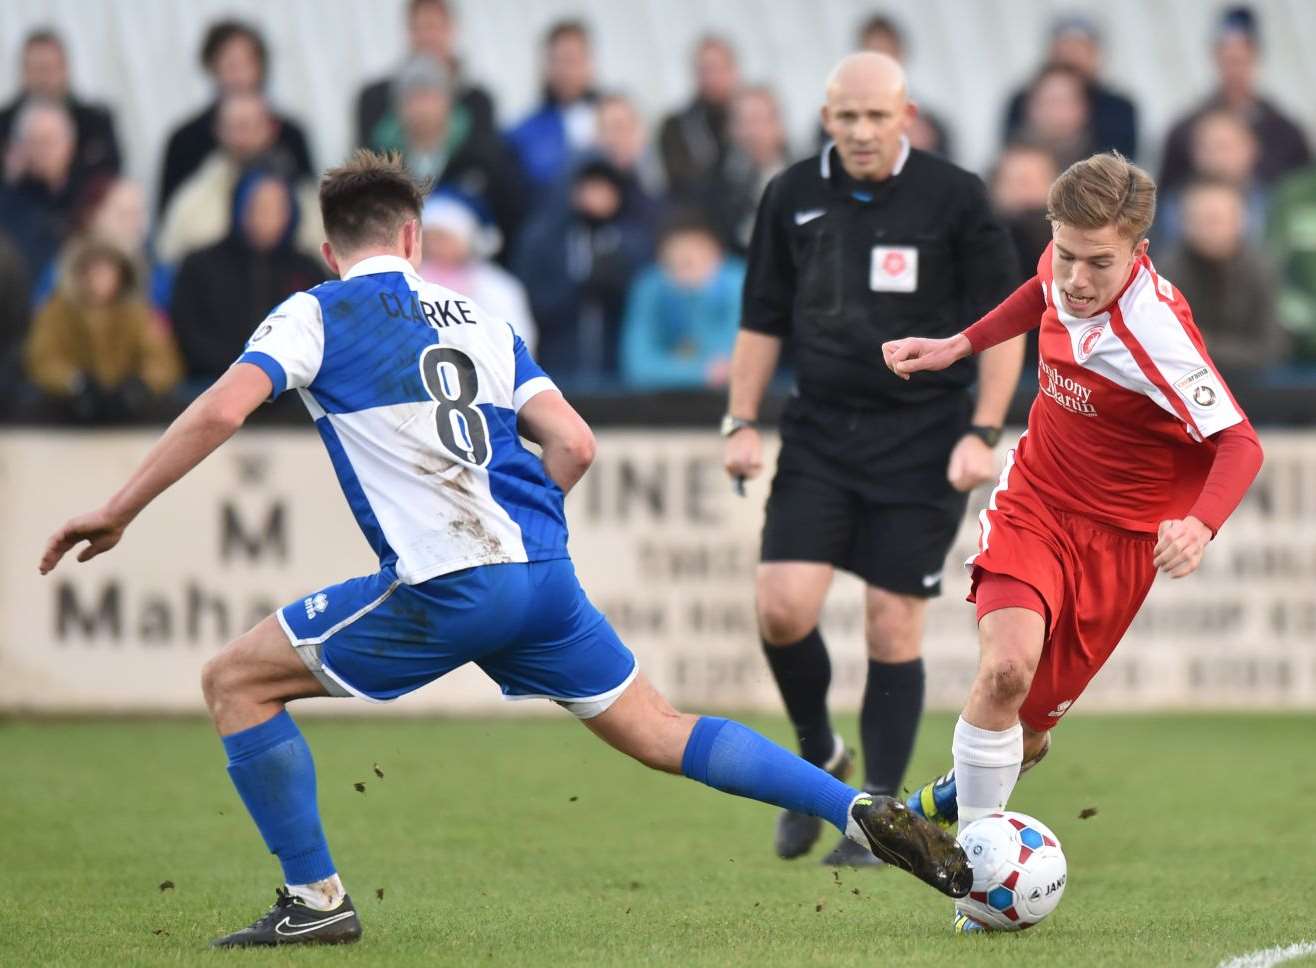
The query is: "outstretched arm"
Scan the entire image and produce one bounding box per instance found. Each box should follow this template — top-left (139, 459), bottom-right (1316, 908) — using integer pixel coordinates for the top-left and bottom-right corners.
top-left (39, 363), bottom-right (273, 573)
top-left (883, 277), bottom-right (1044, 379)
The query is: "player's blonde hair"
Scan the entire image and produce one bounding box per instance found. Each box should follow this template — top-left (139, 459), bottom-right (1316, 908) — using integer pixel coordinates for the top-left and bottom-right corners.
top-left (1047, 151), bottom-right (1157, 242)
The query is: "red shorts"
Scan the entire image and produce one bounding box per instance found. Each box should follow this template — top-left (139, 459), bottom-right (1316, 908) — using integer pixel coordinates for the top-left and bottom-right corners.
top-left (967, 452), bottom-right (1158, 734)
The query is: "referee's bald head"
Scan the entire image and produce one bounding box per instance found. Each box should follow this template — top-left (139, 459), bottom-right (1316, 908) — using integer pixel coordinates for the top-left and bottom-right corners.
top-left (825, 51), bottom-right (907, 103)
top-left (822, 52), bottom-right (913, 182)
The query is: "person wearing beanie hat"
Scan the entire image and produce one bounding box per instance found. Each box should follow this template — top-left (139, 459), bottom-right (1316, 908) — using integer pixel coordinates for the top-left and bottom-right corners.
top-left (354, 0), bottom-right (497, 154)
top-left (1159, 4), bottom-right (1310, 192)
top-left (393, 54), bottom-right (526, 255)
top-left (1001, 12), bottom-right (1139, 160)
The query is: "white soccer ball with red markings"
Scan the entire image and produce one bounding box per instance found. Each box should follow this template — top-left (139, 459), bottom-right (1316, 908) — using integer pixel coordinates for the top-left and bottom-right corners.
top-left (955, 811), bottom-right (1067, 930)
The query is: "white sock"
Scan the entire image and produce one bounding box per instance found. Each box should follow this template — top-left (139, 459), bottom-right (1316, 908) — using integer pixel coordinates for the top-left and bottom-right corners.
top-left (286, 873), bottom-right (345, 911)
top-left (952, 717), bottom-right (1023, 828)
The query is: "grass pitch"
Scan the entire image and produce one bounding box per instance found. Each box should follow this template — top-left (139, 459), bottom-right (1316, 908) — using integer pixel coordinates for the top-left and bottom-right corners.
top-left (2, 711), bottom-right (1313, 967)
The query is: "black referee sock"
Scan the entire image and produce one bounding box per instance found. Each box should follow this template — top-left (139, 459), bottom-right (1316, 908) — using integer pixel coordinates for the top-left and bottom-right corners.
top-left (761, 628), bottom-right (835, 766)
top-left (860, 658), bottom-right (925, 796)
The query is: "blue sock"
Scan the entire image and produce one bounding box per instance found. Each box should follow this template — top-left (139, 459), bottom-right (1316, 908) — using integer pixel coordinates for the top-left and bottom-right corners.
top-left (222, 709), bottom-right (336, 885)
top-left (680, 716), bottom-right (858, 832)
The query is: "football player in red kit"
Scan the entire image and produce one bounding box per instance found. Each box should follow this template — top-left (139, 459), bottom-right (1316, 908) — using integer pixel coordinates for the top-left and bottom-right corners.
top-left (881, 152), bottom-right (1263, 930)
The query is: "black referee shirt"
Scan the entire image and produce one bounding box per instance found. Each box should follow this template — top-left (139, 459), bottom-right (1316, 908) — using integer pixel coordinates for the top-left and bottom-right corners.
top-left (741, 140), bottom-right (1019, 409)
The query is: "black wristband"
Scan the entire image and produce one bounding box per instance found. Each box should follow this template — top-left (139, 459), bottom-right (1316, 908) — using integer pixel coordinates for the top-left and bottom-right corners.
top-left (967, 425), bottom-right (1002, 447)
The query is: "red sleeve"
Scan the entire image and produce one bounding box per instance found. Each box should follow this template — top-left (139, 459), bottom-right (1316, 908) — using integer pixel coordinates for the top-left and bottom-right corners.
top-left (1188, 422), bottom-right (1264, 535)
top-left (962, 276), bottom-right (1046, 354)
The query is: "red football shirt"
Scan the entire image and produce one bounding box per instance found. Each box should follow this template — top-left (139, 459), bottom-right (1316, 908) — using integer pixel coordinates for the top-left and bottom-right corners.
top-left (1006, 244), bottom-right (1246, 534)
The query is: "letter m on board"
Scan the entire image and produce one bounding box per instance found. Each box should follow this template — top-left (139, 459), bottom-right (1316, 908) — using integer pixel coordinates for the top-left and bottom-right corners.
top-left (221, 502), bottom-right (288, 562)
top-left (56, 582), bottom-right (122, 639)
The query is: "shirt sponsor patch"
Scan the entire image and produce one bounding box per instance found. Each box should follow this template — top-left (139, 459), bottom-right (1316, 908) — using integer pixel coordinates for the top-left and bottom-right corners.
top-left (1175, 366), bottom-right (1220, 409)
top-left (870, 245), bottom-right (918, 292)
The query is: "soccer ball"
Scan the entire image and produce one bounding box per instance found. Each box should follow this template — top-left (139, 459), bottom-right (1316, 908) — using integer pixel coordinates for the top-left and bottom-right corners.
top-left (955, 811), bottom-right (1067, 931)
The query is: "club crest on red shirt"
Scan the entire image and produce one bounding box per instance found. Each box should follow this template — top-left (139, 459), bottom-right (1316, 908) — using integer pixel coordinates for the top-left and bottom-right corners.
top-left (1077, 324), bottom-right (1105, 361)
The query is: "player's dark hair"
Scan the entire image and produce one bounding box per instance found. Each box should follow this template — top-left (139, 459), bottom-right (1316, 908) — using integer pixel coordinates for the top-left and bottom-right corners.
top-left (320, 150), bottom-right (428, 253)
top-left (1047, 151), bottom-right (1157, 242)
top-left (546, 19), bottom-right (589, 48)
top-left (200, 20), bottom-right (269, 78)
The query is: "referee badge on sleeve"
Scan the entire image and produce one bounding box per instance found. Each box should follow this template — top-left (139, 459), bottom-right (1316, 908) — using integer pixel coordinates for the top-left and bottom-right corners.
top-left (870, 246), bottom-right (918, 292)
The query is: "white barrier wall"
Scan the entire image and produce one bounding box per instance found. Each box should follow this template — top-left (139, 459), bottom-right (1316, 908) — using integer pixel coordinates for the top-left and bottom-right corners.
top-left (2, 428), bottom-right (1314, 714)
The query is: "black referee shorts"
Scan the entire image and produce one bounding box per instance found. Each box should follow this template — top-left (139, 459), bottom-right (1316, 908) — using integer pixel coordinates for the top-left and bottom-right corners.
top-left (760, 393), bottom-right (972, 597)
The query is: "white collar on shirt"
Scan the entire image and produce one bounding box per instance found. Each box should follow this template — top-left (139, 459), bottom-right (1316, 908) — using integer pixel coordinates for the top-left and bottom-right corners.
top-left (819, 135), bottom-right (911, 180)
top-left (342, 254), bottom-right (421, 281)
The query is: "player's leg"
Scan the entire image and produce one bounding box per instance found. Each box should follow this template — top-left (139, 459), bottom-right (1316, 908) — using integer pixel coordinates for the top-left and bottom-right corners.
top-left (581, 672), bottom-right (972, 898)
top-left (908, 723), bottom-right (1051, 831)
top-left (953, 602), bottom-right (1046, 825)
top-left (201, 614), bottom-right (361, 948)
top-left (481, 558), bottom-right (970, 896)
top-left (905, 564), bottom-right (1052, 831)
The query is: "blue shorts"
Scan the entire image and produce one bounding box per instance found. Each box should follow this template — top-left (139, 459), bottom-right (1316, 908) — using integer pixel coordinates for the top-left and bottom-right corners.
top-left (277, 559), bottom-right (637, 718)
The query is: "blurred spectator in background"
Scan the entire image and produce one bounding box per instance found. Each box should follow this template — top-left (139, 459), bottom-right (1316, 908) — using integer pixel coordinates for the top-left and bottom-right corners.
top-left (0, 230), bottom-right (32, 400)
top-left (394, 55), bottom-right (524, 252)
top-left (31, 178), bottom-right (173, 313)
top-left (1156, 109), bottom-right (1266, 247)
top-left (856, 13), bottom-right (952, 158)
top-left (507, 20), bottom-right (599, 190)
top-left (1159, 5), bottom-right (1309, 194)
top-left (705, 85), bottom-right (790, 254)
top-left (170, 170), bottom-right (324, 387)
top-left (0, 29), bottom-right (121, 187)
top-left (0, 99), bottom-right (83, 284)
top-left (620, 213), bottom-right (745, 389)
top-left (1268, 164), bottom-right (1316, 361)
top-left (158, 19), bottom-right (313, 214)
top-left (990, 141), bottom-right (1058, 276)
top-left (356, 0), bottom-right (496, 152)
top-left (1003, 14), bottom-right (1138, 159)
top-left (157, 91), bottom-right (323, 265)
top-left (594, 92), bottom-right (664, 220)
top-left (989, 141), bottom-right (1058, 371)
top-left (658, 35), bottom-right (740, 201)
top-left (1158, 178), bottom-right (1285, 372)
top-left (24, 237), bottom-right (181, 422)
top-left (1012, 63), bottom-right (1094, 171)
top-left (419, 193), bottom-right (537, 352)
top-left (513, 158), bottom-right (653, 383)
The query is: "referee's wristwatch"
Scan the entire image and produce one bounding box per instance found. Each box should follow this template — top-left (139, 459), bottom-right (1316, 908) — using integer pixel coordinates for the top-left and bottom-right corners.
top-left (966, 424), bottom-right (1003, 447)
top-left (720, 415), bottom-right (757, 438)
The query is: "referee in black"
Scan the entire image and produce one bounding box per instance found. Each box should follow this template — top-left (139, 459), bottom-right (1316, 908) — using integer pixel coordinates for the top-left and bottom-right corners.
top-left (722, 52), bottom-right (1024, 866)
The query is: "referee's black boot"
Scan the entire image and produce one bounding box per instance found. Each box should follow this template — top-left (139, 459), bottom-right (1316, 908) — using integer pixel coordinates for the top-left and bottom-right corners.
top-left (774, 736), bottom-right (853, 859)
top-left (210, 888), bottom-right (362, 948)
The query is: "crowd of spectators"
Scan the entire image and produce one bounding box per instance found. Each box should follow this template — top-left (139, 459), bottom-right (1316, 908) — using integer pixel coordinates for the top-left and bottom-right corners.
top-left (1, 1), bottom-right (1314, 423)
